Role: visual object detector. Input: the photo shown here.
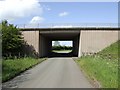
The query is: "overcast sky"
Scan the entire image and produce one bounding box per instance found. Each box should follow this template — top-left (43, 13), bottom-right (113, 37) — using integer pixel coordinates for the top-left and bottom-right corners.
top-left (0, 0), bottom-right (118, 46)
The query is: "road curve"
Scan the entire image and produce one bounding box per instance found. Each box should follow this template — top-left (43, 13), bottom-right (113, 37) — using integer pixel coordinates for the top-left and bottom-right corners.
top-left (3, 58), bottom-right (93, 88)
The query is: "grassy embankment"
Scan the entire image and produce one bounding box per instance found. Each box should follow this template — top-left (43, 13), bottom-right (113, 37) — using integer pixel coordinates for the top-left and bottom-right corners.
top-left (76, 41), bottom-right (119, 88)
top-left (2, 57), bottom-right (46, 82)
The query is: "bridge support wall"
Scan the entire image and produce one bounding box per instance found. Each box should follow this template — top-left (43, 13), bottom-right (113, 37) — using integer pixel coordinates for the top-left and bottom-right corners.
top-left (39, 34), bottom-right (52, 57)
top-left (78, 30), bottom-right (118, 57)
top-left (73, 34), bottom-right (80, 56)
top-left (22, 31), bottom-right (39, 57)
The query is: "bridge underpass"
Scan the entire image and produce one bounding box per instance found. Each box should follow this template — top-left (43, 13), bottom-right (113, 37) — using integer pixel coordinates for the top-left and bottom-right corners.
top-left (39, 30), bottom-right (80, 57)
top-left (21, 28), bottom-right (118, 58)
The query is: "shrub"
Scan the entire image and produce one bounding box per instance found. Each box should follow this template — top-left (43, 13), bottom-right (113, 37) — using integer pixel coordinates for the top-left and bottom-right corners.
top-left (2, 20), bottom-right (24, 58)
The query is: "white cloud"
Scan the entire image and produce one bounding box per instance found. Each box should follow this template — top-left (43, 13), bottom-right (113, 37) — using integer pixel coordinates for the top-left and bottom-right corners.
top-left (30, 16), bottom-right (44, 23)
top-left (59, 12), bottom-right (69, 17)
top-left (0, 0), bottom-right (42, 21)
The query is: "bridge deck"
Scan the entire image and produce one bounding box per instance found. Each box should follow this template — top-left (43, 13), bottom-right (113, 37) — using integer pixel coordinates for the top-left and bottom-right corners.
top-left (20, 27), bottom-right (119, 31)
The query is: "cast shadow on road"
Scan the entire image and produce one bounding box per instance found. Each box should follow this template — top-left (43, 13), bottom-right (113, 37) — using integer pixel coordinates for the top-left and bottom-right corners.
top-left (50, 51), bottom-right (77, 57)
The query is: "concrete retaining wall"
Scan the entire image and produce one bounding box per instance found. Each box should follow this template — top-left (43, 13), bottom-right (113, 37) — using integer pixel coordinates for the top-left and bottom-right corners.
top-left (22, 31), bottom-right (39, 56)
top-left (79, 30), bottom-right (118, 56)
top-left (73, 34), bottom-right (80, 56)
top-left (39, 34), bottom-right (52, 57)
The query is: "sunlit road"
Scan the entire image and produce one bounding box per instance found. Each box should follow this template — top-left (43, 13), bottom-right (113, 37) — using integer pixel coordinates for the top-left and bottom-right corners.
top-left (3, 58), bottom-right (93, 88)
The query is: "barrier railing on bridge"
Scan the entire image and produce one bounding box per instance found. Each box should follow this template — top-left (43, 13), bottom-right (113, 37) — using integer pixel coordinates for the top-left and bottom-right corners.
top-left (16, 23), bottom-right (118, 28)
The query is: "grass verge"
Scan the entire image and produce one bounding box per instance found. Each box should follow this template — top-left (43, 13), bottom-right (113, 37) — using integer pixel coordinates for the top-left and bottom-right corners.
top-left (75, 41), bottom-right (119, 88)
top-left (2, 57), bottom-right (46, 82)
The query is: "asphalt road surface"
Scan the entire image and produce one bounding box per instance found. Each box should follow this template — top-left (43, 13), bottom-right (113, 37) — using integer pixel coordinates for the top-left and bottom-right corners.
top-left (3, 58), bottom-right (93, 88)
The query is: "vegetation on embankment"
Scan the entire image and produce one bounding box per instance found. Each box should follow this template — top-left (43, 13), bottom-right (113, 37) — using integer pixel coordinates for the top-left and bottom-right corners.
top-left (2, 58), bottom-right (46, 82)
top-left (76, 41), bottom-right (119, 88)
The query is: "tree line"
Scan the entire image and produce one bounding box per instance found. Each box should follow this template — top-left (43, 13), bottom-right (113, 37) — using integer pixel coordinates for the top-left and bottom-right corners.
top-left (52, 45), bottom-right (72, 50)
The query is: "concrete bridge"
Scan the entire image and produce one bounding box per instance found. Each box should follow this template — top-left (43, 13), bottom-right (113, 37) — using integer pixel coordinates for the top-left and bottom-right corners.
top-left (21, 27), bottom-right (119, 57)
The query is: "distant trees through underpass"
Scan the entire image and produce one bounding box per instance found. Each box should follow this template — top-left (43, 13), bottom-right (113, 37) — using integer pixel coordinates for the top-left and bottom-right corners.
top-left (52, 41), bottom-right (73, 53)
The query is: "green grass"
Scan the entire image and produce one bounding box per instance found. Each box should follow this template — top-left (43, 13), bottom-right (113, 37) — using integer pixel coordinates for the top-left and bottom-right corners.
top-left (76, 41), bottom-right (119, 88)
top-left (2, 57), bottom-right (46, 82)
top-left (98, 40), bottom-right (119, 59)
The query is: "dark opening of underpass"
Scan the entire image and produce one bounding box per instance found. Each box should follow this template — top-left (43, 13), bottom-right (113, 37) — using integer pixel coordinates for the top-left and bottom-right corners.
top-left (39, 30), bottom-right (80, 57)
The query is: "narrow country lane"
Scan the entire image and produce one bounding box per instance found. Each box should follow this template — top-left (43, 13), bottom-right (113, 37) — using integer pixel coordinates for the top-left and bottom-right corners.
top-left (3, 58), bottom-right (93, 88)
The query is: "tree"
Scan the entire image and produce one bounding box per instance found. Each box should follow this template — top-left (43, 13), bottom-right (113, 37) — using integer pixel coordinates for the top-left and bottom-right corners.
top-left (53, 41), bottom-right (60, 46)
top-left (2, 20), bottom-right (24, 57)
